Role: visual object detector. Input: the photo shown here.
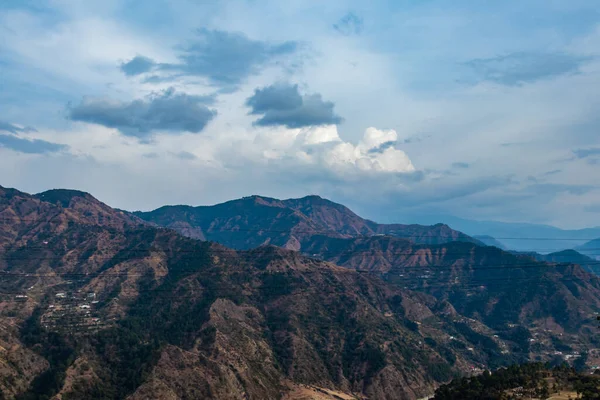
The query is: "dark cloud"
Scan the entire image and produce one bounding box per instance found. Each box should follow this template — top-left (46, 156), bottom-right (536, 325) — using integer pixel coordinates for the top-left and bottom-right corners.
top-left (0, 134), bottom-right (67, 154)
top-left (467, 52), bottom-right (592, 86)
top-left (120, 55), bottom-right (156, 76)
top-left (120, 29), bottom-right (299, 87)
top-left (0, 121), bottom-right (37, 134)
top-left (333, 12), bottom-right (364, 36)
top-left (452, 162), bottom-right (470, 169)
top-left (368, 140), bottom-right (396, 154)
top-left (246, 83), bottom-right (342, 128)
top-left (573, 147), bottom-right (600, 159)
top-left (246, 83), bottom-right (303, 113)
top-left (68, 88), bottom-right (216, 138)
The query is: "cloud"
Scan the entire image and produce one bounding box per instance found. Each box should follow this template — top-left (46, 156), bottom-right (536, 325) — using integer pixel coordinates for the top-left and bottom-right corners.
top-left (246, 83), bottom-right (342, 128)
top-left (367, 140), bottom-right (396, 154)
top-left (452, 162), bottom-right (470, 169)
top-left (68, 88), bottom-right (216, 138)
top-left (584, 204), bottom-right (600, 213)
top-left (120, 29), bottom-right (299, 87)
top-left (257, 125), bottom-right (415, 174)
top-left (120, 55), bottom-right (156, 76)
top-left (467, 52), bottom-right (592, 86)
top-left (0, 121), bottom-right (37, 134)
top-left (0, 134), bottom-right (67, 154)
top-left (333, 12), bottom-right (364, 36)
top-left (542, 169), bottom-right (561, 176)
top-left (173, 151), bottom-right (196, 160)
top-left (573, 147), bottom-right (600, 159)
top-left (527, 183), bottom-right (596, 196)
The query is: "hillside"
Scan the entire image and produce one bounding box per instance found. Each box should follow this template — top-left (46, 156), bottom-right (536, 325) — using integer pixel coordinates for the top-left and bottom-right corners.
top-left (2, 185), bottom-right (600, 399)
top-left (133, 195), bottom-right (482, 250)
top-left (0, 185), bottom-right (520, 399)
top-left (303, 235), bottom-right (600, 333)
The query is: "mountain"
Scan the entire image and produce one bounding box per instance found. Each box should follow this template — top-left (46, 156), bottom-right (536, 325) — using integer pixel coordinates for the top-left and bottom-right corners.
top-left (541, 249), bottom-right (596, 264)
top-left (507, 249), bottom-right (600, 276)
top-left (133, 195), bottom-right (482, 250)
top-left (0, 186), bottom-right (521, 399)
top-left (394, 215), bottom-right (600, 253)
top-left (472, 235), bottom-right (506, 250)
top-left (576, 238), bottom-right (600, 260)
top-left (3, 185), bottom-right (600, 399)
top-left (303, 235), bottom-right (600, 332)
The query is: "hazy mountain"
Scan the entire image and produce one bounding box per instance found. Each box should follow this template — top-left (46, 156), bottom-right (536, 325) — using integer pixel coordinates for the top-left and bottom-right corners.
top-left (472, 235), bottom-right (507, 250)
top-left (505, 249), bottom-right (600, 276)
top-left (133, 195), bottom-right (482, 250)
top-left (399, 215), bottom-right (600, 254)
top-left (576, 238), bottom-right (600, 260)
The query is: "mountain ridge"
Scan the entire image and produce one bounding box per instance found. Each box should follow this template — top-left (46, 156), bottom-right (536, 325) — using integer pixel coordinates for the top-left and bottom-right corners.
top-left (133, 194), bottom-right (483, 251)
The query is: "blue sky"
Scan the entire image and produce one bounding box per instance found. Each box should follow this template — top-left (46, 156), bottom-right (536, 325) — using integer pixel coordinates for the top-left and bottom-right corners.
top-left (1, 0), bottom-right (600, 228)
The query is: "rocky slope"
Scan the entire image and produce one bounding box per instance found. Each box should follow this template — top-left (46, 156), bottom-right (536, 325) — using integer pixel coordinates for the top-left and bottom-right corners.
top-left (132, 195), bottom-right (482, 251)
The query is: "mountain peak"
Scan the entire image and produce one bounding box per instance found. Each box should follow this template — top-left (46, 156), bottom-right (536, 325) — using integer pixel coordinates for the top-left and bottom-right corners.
top-left (35, 189), bottom-right (95, 208)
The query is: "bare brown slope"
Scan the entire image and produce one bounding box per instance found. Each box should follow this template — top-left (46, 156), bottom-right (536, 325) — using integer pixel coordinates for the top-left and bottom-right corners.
top-left (3, 185), bottom-right (600, 399)
top-left (0, 185), bottom-right (483, 399)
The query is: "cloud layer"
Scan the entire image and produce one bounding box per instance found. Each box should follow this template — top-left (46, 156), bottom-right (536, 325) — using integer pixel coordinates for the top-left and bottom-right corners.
top-left (0, 134), bottom-right (66, 154)
top-left (120, 29), bottom-right (299, 87)
top-left (0, 121), bottom-right (37, 134)
top-left (467, 52), bottom-right (592, 86)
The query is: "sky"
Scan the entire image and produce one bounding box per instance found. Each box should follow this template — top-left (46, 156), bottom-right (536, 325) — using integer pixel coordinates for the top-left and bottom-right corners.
top-left (1, 0), bottom-right (600, 229)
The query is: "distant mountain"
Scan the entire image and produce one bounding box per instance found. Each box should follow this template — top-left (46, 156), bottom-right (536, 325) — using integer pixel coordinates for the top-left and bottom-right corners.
top-left (133, 195), bottom-right (482, 250)
top-left (401, 215), bottom-right (600, 253)
top-left (576, 238), bottom-right (600, 259)
top-left (541, 249), bottom-right (596, 265)
top-left (304, 235), bottom-right (600, 332)
top-left (473, 235), bottom-right (507, 250)
top-left (506, 249), bottom-right (600, 276)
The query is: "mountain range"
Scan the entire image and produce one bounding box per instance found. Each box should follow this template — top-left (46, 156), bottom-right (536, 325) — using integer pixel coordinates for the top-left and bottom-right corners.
top-left (1, 185), bottom-right (600, 399)
top-left (132, 195), bottom-right (482, 251)
top-left (399, 215), bottom-right (600, 254)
